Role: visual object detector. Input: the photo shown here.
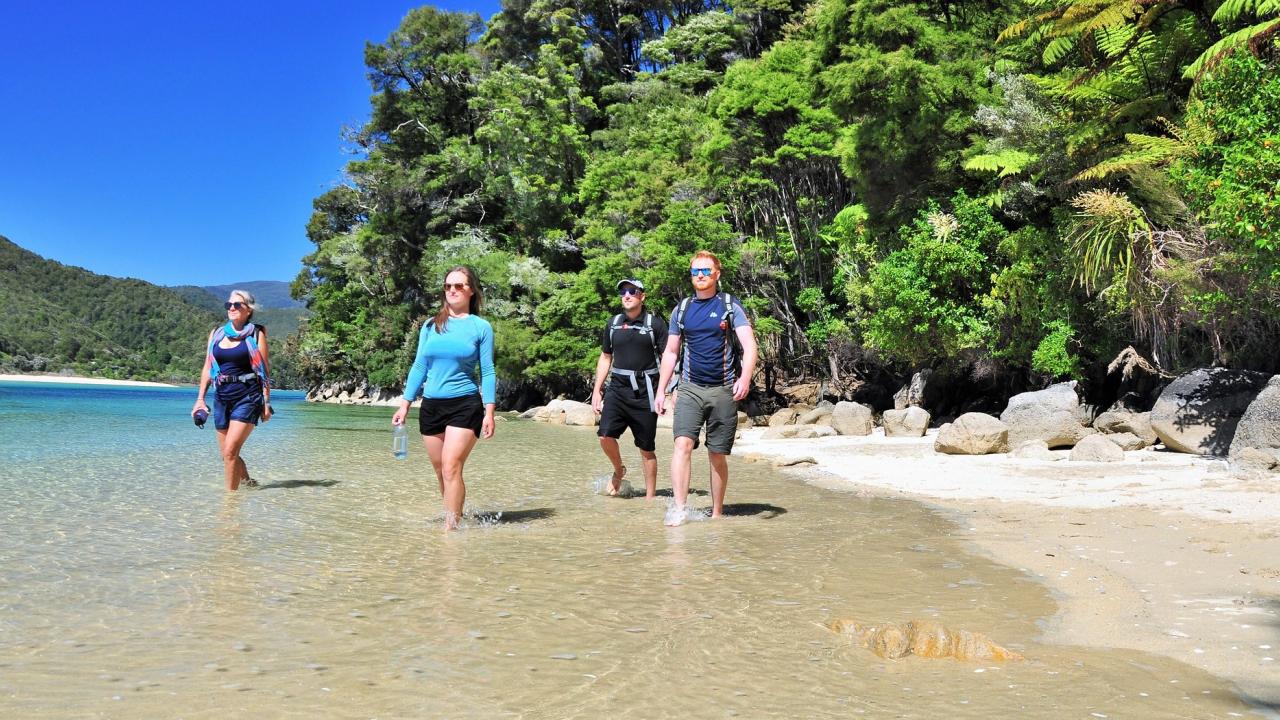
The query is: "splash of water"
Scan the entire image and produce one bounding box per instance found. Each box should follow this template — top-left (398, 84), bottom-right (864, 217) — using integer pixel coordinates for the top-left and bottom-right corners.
top-left (591, 472), bottom-right (633, 498)
top-left (663, 502), bottom-right (709, 526)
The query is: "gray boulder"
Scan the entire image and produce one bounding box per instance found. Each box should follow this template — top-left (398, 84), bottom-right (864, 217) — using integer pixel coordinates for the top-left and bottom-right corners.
top-left (797, 405), bottom-right (834, 425)
top-left (1011, 440), bottom-right (1056, 460)
top-left (934, 413), bottom-right (1009, 455)
top-left (1229, 376), bottom-right (1280, 472)
top-left (830, 401), bottom-right (874, 436)
top-left (893, 369), bottom-right (933, 410)
top-left (563, 401), bottom-right (597, 427)
top-left (883, 407), bottom-right (930, 437)
top-left (1104, 432), bottom-right (1147, 451)
top-left (1150, 368), bottom-right (1270, 455)
top-left (999, 382), bottom-right (1095, 449)
top-left (761, 423), bottom-right (837, 440)
top-left (1069, 434), bottom-right (1126, 462)
top-left (768, 408), bottom-right (801, 427)
top-left (737, 411), bottom-right (754, 429)
top-left (1093, 409), bottom-right (1158, 446)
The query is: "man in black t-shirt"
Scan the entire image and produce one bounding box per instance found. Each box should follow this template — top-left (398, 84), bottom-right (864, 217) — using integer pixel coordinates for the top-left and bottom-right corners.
top-left (591, 279), bottom-right (668, 498)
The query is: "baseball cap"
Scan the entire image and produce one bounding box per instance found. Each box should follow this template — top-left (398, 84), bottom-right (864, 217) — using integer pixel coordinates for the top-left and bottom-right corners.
top-left (616, 279), bottom-right (645, 291)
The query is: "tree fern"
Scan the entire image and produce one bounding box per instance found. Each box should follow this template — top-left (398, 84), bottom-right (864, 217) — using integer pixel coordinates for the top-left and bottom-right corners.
top-left (1184, 19), bottom-right (1280, 79)
top-left (1212, 0), bottom-right (1280, 24)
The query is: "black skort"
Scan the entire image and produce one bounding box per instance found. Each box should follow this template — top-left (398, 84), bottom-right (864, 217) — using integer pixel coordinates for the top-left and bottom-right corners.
top-left (597, 384), bottom-right (658, 452)
top-left (418, 393), bottom-right (484, 437)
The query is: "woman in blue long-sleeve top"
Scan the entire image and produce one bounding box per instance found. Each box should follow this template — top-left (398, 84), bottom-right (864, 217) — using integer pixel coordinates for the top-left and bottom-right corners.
top-left (392, 266), bottom-right (497, 529)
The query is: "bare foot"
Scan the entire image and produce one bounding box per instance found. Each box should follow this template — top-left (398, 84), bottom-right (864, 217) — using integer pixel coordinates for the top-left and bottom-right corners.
top-left (608, 466), bottom-right (627, 496)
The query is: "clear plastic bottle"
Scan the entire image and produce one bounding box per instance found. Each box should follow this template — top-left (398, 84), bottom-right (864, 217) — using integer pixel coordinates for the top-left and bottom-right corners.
top-left (392, 422), bottom-right (408, 460)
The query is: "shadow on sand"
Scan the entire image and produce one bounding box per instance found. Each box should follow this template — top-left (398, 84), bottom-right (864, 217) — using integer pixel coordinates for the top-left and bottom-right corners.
top-left (653, 488), bottom-right (709, 498)
top-left (471, 507), bottom-right (557, 524)
top-left (255, 479), bottom-right (341, 490)
top-left (721, 502), bottom-right (787, 519)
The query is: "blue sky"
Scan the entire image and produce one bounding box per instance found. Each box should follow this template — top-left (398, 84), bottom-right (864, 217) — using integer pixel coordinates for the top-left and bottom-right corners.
top-left (0, 0), bottom-right (501, 287)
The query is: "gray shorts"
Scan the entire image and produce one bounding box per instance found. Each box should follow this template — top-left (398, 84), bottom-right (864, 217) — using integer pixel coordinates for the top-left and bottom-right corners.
top-left (673, 382), bottom-right (738, 455)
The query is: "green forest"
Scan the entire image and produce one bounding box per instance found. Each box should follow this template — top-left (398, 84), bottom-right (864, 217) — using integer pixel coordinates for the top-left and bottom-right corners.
top-left (291, 0), bottom-right (1280, 406)
top-left (0, 238), bottom-right (305, 386)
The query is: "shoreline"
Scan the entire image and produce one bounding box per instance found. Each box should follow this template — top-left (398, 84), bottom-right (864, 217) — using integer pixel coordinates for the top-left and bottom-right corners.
top-left (0, 373), bottom-right (179, 388)
top-left (735, 427), bottom-right (1280, 710)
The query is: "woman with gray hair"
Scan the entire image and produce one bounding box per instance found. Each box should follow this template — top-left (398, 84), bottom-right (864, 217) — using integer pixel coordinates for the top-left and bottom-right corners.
top-left (191, 289), bottom-right (273, 491)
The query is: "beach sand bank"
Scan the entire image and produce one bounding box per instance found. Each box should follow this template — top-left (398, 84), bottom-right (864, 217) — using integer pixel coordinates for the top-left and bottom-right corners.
top-left (735, 427), bottom-right (1280, 709)
top-left (0, 373), bottom-right (179, 388)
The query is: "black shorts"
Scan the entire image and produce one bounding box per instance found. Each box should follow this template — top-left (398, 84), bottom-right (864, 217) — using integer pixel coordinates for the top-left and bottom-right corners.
top-left (418, 394), bottom-right (484, 437)
top-left (597, 384), bottom-right (658, 452)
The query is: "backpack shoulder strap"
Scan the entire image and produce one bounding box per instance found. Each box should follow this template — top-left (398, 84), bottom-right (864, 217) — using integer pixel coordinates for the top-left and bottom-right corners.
top-left (675, 297), bottom-right (692, 331)
top-left (608, 313), bottom-right (624, 346)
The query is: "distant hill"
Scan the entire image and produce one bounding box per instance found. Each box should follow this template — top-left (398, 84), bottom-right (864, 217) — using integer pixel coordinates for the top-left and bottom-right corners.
top-left (170, 281), bottom-right (310, 340)
top-left (200, 281), bottom-right (302, 308)
top-left (0, 236), bottom-right (304, 386)
top-left (0, 236), bottom-right (221, 382)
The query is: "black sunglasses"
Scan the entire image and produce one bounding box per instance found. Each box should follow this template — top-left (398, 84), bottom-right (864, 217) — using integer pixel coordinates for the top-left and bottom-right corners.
top-left (619, 287), bottom-right (641, 297)
top-left (225, 301), bottom-right (247, 310)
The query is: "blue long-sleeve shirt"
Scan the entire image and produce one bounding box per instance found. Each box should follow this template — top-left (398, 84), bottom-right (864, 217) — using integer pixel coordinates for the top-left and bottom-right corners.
top-left (401, 315), bottom-right (496, 404)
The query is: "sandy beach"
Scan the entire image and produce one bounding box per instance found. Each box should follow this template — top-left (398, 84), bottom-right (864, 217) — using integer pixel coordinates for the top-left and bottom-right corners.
top-left (0, 373), bottom-right (178, 388)
top-left (736, 427), bottom-right (1280, 710)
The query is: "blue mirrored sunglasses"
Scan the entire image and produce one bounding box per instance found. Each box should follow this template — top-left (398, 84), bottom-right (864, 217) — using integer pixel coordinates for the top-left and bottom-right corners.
top-left (690, 267), bottom-right (714, 277)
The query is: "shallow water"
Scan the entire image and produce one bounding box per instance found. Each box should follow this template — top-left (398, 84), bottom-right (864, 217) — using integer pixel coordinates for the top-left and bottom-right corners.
top-left (0, 382), bottom-right (1265, 718)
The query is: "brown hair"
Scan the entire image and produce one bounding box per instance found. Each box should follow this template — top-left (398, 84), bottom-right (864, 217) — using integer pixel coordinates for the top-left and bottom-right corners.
top-left (433, 266), bottom-right (483, 333)
top-left (691, 250), bottom-right (721, 271)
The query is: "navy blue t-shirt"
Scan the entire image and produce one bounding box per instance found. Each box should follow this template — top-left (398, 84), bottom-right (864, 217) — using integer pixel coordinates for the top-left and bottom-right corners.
top-left (670, 294), bottom-right (750, 386)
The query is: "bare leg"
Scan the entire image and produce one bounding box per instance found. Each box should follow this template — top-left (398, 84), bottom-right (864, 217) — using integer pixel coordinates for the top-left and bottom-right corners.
top-left (217, 421), bottom-right (255, 491)
top-left (640, 449), bottom-right (657, 499)
top-left (423, 432), bottom-right (446, 496)
top-left (669, 436), bottom-right (695, 513)
top-left (425, 427), bottom-right (479, 530)
top-left (598, 437), bottom-right (626, 495)
top-left (707, 451), bottom-right (729, 517)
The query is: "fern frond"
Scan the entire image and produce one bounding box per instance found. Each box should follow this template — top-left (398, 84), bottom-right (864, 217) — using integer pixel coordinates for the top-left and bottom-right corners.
top-left (1082, 1), bottom-right (1144, 33)
top-left (964, 149), bottom-right (1038, 177)
top-left (1074, 133), bottom-right (1192, 181)
top-left (1043, 36), bottom-right (1077, 64)
top-left (1184, 19), bottom-right (1280, 79)
top-left (1095, 24), bottom-right (1136, 57)
top-left (1212, 0), bottom-right (1280, 24)
top-left (999, 9), bottom-right (1066, 43)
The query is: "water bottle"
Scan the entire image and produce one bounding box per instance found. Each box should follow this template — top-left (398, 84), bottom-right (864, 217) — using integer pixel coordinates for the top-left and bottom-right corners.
top-left (392, 422), bottom-right (408, 460)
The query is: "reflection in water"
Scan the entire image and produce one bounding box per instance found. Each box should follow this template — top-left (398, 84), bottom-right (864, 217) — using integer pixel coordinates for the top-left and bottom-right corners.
top-left (0, 397), bottom-right (1264, 718)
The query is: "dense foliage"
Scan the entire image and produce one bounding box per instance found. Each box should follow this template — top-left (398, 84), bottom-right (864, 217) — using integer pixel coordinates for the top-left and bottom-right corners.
top-left (293, 0), bottom-right (1280, 404)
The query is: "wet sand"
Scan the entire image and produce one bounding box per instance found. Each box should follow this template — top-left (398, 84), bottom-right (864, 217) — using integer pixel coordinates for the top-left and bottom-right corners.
top-left (0, 373), bottom-right (178, 387)
top-left (737, 427), bottom-right (1280, 710)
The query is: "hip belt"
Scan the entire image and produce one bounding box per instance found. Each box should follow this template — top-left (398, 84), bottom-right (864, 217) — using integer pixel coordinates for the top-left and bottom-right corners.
top-left (217, 373), bottom-right (260, 385)
top-left (611, 367), bottom-right (660, 412)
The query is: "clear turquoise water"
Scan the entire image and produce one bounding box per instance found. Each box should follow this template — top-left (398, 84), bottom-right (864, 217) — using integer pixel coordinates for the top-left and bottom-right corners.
top-left (0, 381), bottom-right (1259, 718)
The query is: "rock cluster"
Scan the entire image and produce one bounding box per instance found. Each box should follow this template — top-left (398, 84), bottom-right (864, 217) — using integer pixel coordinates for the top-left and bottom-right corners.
top-left (306, 380), bottom-right (399, 405)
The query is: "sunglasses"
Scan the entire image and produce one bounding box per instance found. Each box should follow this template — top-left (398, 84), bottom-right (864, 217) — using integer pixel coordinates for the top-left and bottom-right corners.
top-left (444, 282), bottom-right (470, 292)
top-left (619, 287), bottom-right (642, 297)
top-left (225, 301), bottom-right (247, 310)
top-left (690, 267), bottom-right (714, 277)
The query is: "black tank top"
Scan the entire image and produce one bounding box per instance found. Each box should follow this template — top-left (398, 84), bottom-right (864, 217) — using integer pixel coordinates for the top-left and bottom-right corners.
top-left (212, 339), bottom-right (252, 376)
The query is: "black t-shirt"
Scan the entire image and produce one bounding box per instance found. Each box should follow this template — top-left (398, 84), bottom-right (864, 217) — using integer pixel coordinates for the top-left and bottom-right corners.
top-left (601, 310), bottom-right (668, 376)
